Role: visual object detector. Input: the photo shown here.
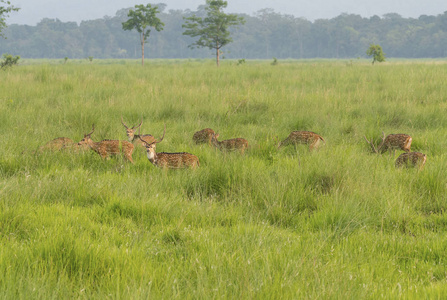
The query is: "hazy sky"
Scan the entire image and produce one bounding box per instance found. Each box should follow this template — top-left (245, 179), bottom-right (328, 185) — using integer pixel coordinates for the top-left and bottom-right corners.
top-left (6, 0), bottom-right (447, 25)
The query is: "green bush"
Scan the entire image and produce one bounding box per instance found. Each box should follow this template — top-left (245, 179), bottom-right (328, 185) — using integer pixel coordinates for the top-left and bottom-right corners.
top-left (0, 53), bottom-right (20, 70)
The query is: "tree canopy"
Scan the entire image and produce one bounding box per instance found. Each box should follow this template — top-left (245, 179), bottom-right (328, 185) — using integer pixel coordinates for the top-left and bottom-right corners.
top-left (0, 0), bottom-right (19, 38)
top-left (122, 4), bottom-right (164, 66)
top-left (182, 0), bottom-right (245, 66)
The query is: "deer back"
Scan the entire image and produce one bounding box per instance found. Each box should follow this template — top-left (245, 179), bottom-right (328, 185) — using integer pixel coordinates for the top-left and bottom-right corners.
top-left (380, 134), bottom-right (412, 153)
top-left (193, 128), bottom-right (215, 145)
top-left (40, 137), bottom-right (74, 151)
top-left (88, 139), bottom-right (134, 163)
top-left (92, 140), bottom-right (133, 154)
top-left (154, 152), bottom-right (200, 169)
top-left (395, 152), bottom-right (426, 169)
top-left (219, 138), bottom-right (249, 151)
top-left (279, 131), bottom-right (324, 148)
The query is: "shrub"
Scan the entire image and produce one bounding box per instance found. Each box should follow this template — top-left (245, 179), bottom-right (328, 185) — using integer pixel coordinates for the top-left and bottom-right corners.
top-left (0, 53), bottom-right (20, 70)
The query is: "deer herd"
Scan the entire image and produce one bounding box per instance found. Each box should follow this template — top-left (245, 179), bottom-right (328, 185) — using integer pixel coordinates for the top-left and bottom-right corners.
top-left (34, 117), bottom-right (427, 170)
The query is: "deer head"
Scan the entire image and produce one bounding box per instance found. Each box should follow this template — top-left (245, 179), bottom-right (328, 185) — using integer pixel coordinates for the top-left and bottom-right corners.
top-left (121, 116), bottom-right (143, 142)
top-left (364, 132), bottom-right (385, 153)
top-left (210, 133), bottom-right (220, 146)
top-left (77, 124), bottom-right (95, 147)
top-left (139, 124), bottom-right (166, 158)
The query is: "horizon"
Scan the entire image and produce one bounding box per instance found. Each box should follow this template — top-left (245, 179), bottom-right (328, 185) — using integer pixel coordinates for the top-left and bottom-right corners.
top-left (6, 0), bottom-right (447, 26)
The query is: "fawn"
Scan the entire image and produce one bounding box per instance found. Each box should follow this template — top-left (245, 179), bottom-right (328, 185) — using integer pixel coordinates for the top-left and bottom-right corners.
top-left (364, 132), bottom-right (412, 155)
top-left (139, 126), bottom-right (199, 169)
top-left (193, 128), bottom-right (216, 145)
top-left (78, 124), bottom-right (134, 163)
top-left (210, 133), bottom-right (249, 154)
top-left (395, 152), bottom-right (426, 169)
top-left (121, 117), bottom-right (155, 148)
top-left (277, 131), bottom-right (325, 150)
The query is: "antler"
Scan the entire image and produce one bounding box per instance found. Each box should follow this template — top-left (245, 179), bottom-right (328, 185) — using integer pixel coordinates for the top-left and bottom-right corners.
top-left (363, 135), bottom-right (378, 153)
top-left (377, 131), bottom-right (386, 152)
top-left (121, 116), bottom-right (129, 129)
top-left (138, 135), bottom-right (150, 146)
top-left (139, 124), bottom-right (165, 146)
top-left (154, 124), bottom-right (166, 144)
top-left (131, 119), bottom-right (143, 130)
top-left (138, 119), bottom-right (142, 136)
top-left (85, 124), bottom-right (95, 137)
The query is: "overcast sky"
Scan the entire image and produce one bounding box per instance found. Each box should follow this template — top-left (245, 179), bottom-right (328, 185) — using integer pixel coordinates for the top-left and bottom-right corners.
top-left (6, 0), bottom-right (447, 26)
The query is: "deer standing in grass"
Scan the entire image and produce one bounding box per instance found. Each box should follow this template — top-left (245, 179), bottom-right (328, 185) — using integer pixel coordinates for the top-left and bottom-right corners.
top-left (78, 125), bottom-right (134, 163)
top-left (211, 133), bottom-right (249, 154)
top-left (364, 132), bottom-right (412, 156)
top-left (121, 117), bottom-right (155, 148)
top-left (193, 128), bottom-right (215, 145)
top-left (395, 152), bottom-right (426, 169)
top-left (277, 131), bottom-right (325, 150)
top-left (139, 126), bottom-right (199, 169)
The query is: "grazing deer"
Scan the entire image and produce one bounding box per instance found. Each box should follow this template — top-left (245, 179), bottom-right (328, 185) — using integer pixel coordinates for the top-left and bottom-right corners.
top-left (121, 117), bottom-right (155, 148)
top-left (139, 126), bottom-right (199, 169)
top-left (364, 132), bottom-right (412, 155)
top-left (277, 131), bottom-right (325, 150)
top-left (78, 124), bottom-right (134, 163)
top-left (395, 152), bottom-right (426, 169)
top-left (211, 133), bottom-right (249, 154)
top-left (38, 137), bottom-right (75, 152)
top-left (193, 128), bottom-right (215, 145)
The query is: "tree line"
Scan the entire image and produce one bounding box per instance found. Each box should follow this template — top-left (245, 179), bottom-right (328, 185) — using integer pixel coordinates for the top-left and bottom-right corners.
top-left (1, 6), bottom-right (447, 59)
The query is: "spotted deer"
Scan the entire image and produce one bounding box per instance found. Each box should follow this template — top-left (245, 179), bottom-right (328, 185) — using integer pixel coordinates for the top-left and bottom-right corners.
top-left (139, 126), bottom-right (199, 169)
top-left (211, 133), bottom-right (249, 154)
top-left (193, 128), bottom-right (215, 145)
top-left (395, 152), bottom-right (426, 169)
top-left (78, 124), bottom-right (134, 163)
top-left (121, 117), bottom-right (155, 148)
top-left (38, 137), bottom-right (75, 152)
top-left (277, 131), bottom-right (325, 150)
top-left (364, 132), bottom-right (412, 155)
top-left (32, 136), bottom-right (88, 154)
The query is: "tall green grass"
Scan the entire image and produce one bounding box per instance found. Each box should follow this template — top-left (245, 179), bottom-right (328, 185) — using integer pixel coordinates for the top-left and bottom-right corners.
top-left (1, 60), bottom-right (447, 298)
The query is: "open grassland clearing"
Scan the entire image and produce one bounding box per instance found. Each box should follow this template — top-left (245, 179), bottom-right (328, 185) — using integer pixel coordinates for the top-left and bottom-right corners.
top-left (1, 60), bottom-right (447, 298)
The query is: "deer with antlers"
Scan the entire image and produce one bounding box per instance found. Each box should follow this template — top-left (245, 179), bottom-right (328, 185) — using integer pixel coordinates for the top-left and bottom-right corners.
top-left (78, 124), bottom-right (135, 163)
top-left (139, 125), bottom-right (199, 169)
top-left (395, 152), bottom-right (426, 169)
top-left (210, 133), bottom-right (249, 154)
top-left (364, 132), bottom-right (412, 155)
top-left (121, 117), bottom-right (155, 148)
top-left (193, 128), bottom-right (216, 145)
top-left (277, 131), bottom-right (325, 150)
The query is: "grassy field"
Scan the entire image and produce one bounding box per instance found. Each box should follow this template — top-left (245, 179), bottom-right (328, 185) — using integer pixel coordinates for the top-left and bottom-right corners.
top-left (1, 59), bottom-right (447, 298)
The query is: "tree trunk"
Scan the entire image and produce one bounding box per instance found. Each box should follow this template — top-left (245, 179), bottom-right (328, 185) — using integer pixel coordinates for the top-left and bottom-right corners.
top-left (216, 47), bottom-right (219, 67)
top-left (141, 32), bottom-right (145, 66)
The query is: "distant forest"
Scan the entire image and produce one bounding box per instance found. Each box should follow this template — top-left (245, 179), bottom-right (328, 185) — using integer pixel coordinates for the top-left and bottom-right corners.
top-left (2, 5), bottom-right (447, 59)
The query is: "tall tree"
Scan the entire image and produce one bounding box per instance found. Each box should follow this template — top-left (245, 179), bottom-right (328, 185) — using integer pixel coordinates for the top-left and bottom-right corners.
top-left (183, 0), bottom-right (245, 66)
top-left (122, 4), bottom-right (164, 66)
top-left (0, 0), bottom-right (19, 38)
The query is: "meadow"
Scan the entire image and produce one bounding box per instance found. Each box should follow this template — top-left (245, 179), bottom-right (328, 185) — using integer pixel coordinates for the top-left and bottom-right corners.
top-left (1, 59), bottom-right (447, 299)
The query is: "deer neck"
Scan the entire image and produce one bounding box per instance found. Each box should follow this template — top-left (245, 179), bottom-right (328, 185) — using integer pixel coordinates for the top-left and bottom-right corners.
top-left (146, 149), bottom-right (157, 164)
top-left (131, 134), bottom-right (140, 142)
top-left (89, 140), bottom-right (101, 151)
top-left (211, 138), bottom-right (221, 148)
